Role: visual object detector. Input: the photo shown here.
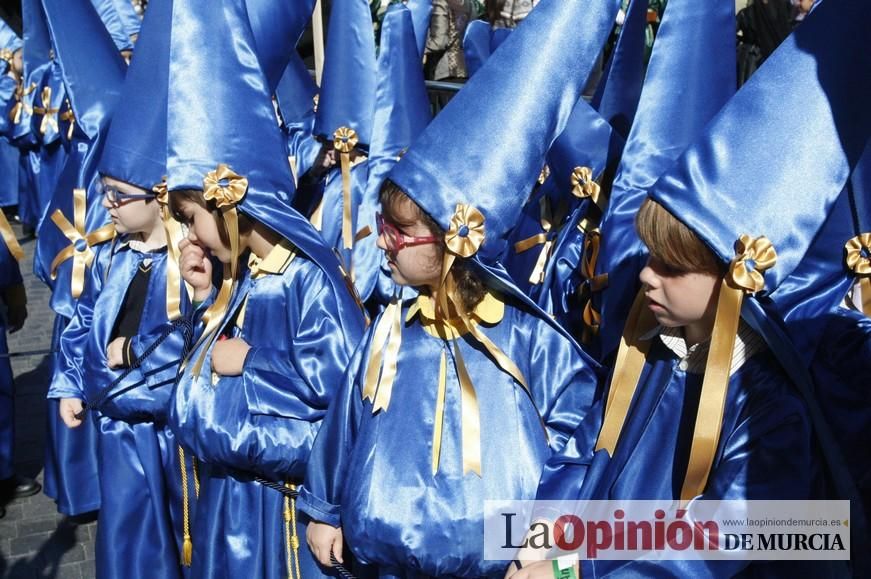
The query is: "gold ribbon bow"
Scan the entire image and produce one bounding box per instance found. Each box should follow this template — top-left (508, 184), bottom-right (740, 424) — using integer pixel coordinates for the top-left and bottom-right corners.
top-left (188, 165), bottom-right (249, 379)
top-left (10, 82), bottom-right (36, 125)
top-left (571, 166), bottom-right (605, 210)
top-left (0, 49), bottom-right (12, 65)
top-left (597, 235), bottom-right (777, 508)
top-left (32, 86), bottom-right (60, 136)
top-left (578, 226), bottom-right (609, 344)
top-left (154, 178), bottom-right (192, 320)
top-left (59, 98), bottom-right (75, 141)
top-left (49, 188), bottom-right (116, 298)
top-left (333, 127), bottom-right (359, 252)
top-left (513, 197), bottom-right (568, 285)
top-left (845, 233), bottom-right (871, 316)
top-left (445, 204), bottom-right (485, 259)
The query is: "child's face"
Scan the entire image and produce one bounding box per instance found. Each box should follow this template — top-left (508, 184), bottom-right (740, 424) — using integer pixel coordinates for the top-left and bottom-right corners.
top-left (639, 256), bottom-right (720, 333)
top-left (376, 198), bottom-right (441, 289)
top-left (100, 177), bottom-right (160, 236)
top-left (174, 198), bottom-right (232, 263)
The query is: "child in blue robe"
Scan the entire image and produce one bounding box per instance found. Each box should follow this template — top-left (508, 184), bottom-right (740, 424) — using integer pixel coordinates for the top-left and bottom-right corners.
top-left (301, 0), bottom-right (613, 576)
top-left (163, 0), bottom-right (366, 577)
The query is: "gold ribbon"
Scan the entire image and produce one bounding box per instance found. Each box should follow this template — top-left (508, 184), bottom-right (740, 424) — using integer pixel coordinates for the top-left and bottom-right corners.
top-left (571, 166), bottom-right (606, 211)
top-left (59, 98), bottom-right (75, 141)
top-left (49, 188), bottom-right (116, 298)
top-left (578, 228), bottom-right (608, 343)
top-left (189, 164), bottom-right (249, 379)
top-left (513, 197), bottom-right (568, 285)
top-left (155, 178), bottom-right (192, 320)
top-left (0, 49), bottom-right (12, 64)
top-left (362, 297), bottom-right (403, 411)
top-left (0, 210), bottom-right (24, 262)
top-left (678, 235), bottom-right (775, 506)
top-left (333, 127), bottom-right (358, 251)
top-left (845, 234), bottom-right (871, 316)
top-left (10, 82), bottom-right (36, 125)
top-left (32, 86), bottom-right (60, 135)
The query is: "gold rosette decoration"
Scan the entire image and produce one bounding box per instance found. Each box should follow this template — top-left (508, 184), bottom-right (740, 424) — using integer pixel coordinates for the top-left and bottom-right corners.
top-left (445, 203), bottom-right (485, 258)
top-left (571, 166), bottom-right (604, 210)
top-left (597, 234), bottom-right (777, 508)
top-left (333, 127), bottom-right (359, 252)
top-left (845, 233), bottom-right (871, 315)
top-left (0, 49), bottom-right (12, 65)
top-left (189, 164), bottom-right (250, 379)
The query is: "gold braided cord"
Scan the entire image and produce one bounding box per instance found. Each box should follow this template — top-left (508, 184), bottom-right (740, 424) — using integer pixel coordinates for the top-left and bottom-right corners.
top-left (178, 445), bottom-right (193, 567)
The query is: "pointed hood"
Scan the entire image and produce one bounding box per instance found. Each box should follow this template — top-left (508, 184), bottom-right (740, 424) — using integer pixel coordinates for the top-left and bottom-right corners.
top-left (355, 2), bottom-right (433, 302)
top-left (462, 20), bottom-right (511, 79)
top-left (275, 52), bottom-right (318, 128)
top-left (166, 0), bottom-right (363, 330)
top-left (591, 0), bottom-right (648, 138)
top-left (406, 0), bottom-right (433, 58)
top-left (313, 0), bottom-right (377, 147)
top-left (245, 0), bottom-right (315, 91)
top-left (98, 0), bottom-right (170, 190)
top-left (22, 0), bottom-right (51, 80)
top-left (594, 0), bottom-right (736, 358)
top-left (389, 0), bottom-right (618, 265)
top-left (46, 0), bottom-right (127, 141)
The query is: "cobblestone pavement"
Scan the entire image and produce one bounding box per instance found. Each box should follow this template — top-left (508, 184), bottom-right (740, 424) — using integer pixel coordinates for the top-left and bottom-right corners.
top-left (0, 226), bottom-right (97, 579)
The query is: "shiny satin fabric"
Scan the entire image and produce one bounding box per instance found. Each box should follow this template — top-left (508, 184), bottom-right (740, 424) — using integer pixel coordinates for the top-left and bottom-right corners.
top-left (245, 0), bottom-right (315, 91)
top-left (16, 151), bottom-right (41, 229)
top-left (31, 61), bottom-right (67, 148)
top-left (46, 0), bottom-right (127, 142)
top-left (537, 339), bottom-right (820, 577)
top-left (649, 0), bottom-right (871, 291)
top-left (313, 0), bottom-right (377, 146)
top-left (48, 242), bottom-right (190, 422)
top-left (98, 0), bottom-right (170, 191)
top-left (170, 255), bottom-right (363, 579)
top-left (389, 0), bottom-right (618, 266)
top-left (0, 137), bottom-right (18, 207)
top-left (595, 0), bottom-right (736, 361)
top-left (110, 0), bottom-right (142, 41)
top-left (0, 19), bottom-right (21, 52)
top-left (354, 3), bottom-right (433, 304)
top-left (90, 0), bottom-right (136, 51)
top-left (276, 54), bottom-right (320, 181)
top-left (42, 316), bottom-right (102, 516)
top-left (167, 0), bottom-right (365, 330)
top-left (21, 0), bottom-right (51, 87)
top-left (94, 416), bottom-right (188, 579)
top-left (299, 296), bottom-right (600, 577)
top-left (462, 20), bottom-right (511, 79)
top-left (406, 0), bottom-right (433, 58)
top-left (0, 243), bottom-right (21, 478)
top-left (590, 0), bottom-right (647, 139)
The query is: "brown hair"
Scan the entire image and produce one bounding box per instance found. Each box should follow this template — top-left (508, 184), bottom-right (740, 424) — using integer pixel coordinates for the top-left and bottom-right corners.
top-left (635, 198), bottom-right (724, 276)
top-left (169, 188), bottom-right (253, 249)
top-left (380, 180), bottom-right (487, 311)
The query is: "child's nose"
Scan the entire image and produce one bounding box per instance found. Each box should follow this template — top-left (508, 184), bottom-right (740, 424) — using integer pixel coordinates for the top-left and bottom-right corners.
top-left (639, 263), bottom-right (658, 287)
top-left (376, 232), bottom-right (387, 251)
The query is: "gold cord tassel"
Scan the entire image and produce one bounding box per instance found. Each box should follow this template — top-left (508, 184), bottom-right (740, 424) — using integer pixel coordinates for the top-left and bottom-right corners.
top-left (284, 483), bottom-right (302, 579)
top-left (178, 445), bottom-right (193, 567)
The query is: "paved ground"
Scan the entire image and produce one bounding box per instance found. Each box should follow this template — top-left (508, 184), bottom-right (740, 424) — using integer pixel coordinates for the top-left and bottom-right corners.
top-left (0, 226), bottom-right (97, 579)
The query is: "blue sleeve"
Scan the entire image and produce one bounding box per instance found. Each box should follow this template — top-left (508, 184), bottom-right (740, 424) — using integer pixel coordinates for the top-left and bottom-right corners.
top-left (298, 326), bottom-right (373, 528)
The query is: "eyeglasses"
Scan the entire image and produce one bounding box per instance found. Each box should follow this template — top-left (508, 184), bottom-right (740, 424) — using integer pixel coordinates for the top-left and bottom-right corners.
top-left (99, 181), bottom-right (154, 206)
top-left (376, 212), bottom-right (439, 256)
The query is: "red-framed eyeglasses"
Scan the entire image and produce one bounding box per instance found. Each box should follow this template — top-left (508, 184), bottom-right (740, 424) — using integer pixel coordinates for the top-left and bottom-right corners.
top-left (376, 212), bottom-right (439, 256)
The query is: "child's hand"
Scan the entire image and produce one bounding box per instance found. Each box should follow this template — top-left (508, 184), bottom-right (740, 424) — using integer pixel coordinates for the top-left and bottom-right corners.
top-left (307, 521), bottom-right (344, 567)
top-left (179, 238), bottom-right (213, 302)
top-left (211, 338), bottom-right (251, 376)
top-left (59, 398), bottom-right (85, 428)
top-left (106, 337), bottom-right (127, 368)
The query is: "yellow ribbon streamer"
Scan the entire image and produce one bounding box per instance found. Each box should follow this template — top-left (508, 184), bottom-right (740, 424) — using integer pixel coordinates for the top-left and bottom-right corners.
top-left (334, 127), bottom-right (358, 251)
top-left (431, 349), bottom-right (448, 475)
top-left (49, 188), bottom-right (116, 298)
top-left (0, 210), bottom-right (24, 262)
top-left (578, 228), bottom-right (609, 343)
top-left (513, 197), bottom-right (568, 285)
top-left (362, 298), bottom-right (403, 410)
top-left (10, 82), bottom-right (36, 125)
top-left (155, 179), bottom-right (192, 320)
top-left (32, 86), bottom-right (59, 135)
top-left (678, 235), bottom-right (776, 506)
top-left (188, 164), bottom-right (249, 379)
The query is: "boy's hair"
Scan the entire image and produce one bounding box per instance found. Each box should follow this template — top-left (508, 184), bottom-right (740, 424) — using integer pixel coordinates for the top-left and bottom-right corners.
top-left (635, 198), bottom-right (724, 276)
top-left (380, 180), bottom-right (487, 311)
top-left (169, 188), bottom-right (253, 249)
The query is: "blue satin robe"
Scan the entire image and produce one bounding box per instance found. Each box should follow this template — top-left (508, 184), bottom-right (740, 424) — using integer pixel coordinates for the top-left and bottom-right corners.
top-left (0, 73), bottom-right (19, 207)
top-left (300, 296), bottom-right (599, 578)
top-left (170, 248), bottom-right (363, 579)
top-left (32, 62), bottom-right (69, 229)
top-left (47, 239), bottom-right (192, 579)
top-left (0, 239), bottom-right (23, 479)
top-left (536, 336), bottom-right (816, 577)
